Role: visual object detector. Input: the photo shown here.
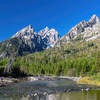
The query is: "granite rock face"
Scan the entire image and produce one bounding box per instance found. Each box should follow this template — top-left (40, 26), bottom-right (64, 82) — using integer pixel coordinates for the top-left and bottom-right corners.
top-left (1, 14), bottom-right (100, 59)
top-left (61, 15), bottom-right (100, 43)
top-left (38, 27), bottom-right (60, 48)
top-left (12, 25), bottom-right (35, 39)
top-left (0, 25), bottom-right (60, 59)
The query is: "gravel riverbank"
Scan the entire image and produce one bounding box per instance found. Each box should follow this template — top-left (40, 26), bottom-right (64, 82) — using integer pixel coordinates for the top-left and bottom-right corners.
top-left (0, 76), bottom-right (82, 87)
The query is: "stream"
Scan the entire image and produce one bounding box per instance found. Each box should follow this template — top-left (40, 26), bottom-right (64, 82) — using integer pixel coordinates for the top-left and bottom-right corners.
top-left (0, 78), bottom-right (99, 100)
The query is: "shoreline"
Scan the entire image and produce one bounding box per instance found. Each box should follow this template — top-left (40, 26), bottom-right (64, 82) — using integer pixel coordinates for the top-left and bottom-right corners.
top-left (0, 76), bottom-right (81, 87)
top-left (0, 77), bottom-right (25, 87)
top-left (0, 76), bottom-right (100, 98)
top-left (78, 77), bottom-right (100, 86)
top-left (0, 76), bottom-right (100, 87)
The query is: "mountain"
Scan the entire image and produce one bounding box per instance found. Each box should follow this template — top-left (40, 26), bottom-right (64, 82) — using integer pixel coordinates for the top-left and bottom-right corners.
top-left (0, 25), bottom-right (60, 59)
top-left (12, 25), bottom-right (35, 39)
top-left (11, 30), bottom-right (100, 76)
top-left (1, 14), bottom-right (100, 75)
top-left (1, 14), bottom-right (100, 60)
top-left (12, 14), bottom-right (100, 76)
top-left (61, 15), bottom-right (100, 43)
top-left (38, 27), bottom-right (60, 48)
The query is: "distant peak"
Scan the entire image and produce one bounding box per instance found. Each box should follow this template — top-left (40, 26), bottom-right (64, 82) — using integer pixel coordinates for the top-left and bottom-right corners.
top-left (91, 14), bottom-right (98, 18)
top-left (24, 24), bottom-right (34, 31)
top-left (12, 25), bottom-right (35, 39)
top-left (44, 27), bottom-right (57, 32)
top-left (89, 14), bottom-right (99, 24)
top-left (50, 28), bottom-right (57, 32)
top-left (27, 24), bottom-right (33, 29)
top-left (19, 25), bottom-right (34, 33)
top-left (44, 27), bottom-right (49, 31)
top-left (38, 27), bottom-right (49, 35)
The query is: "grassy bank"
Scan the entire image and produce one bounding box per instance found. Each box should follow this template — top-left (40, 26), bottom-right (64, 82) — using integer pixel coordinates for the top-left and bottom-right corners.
top-left (78, 74), bottom-right (100, 86)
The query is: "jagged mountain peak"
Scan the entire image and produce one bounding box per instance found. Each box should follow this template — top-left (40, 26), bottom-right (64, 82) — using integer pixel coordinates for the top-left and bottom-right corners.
top-left (38, 27), bottom-right (60, 47)
top-left (11, 25), bottom-right (60, 48)
top-left (38, 27), bottom-right (49, 36)
top-left (12, 25), bottom-right (35, 39)
top-left (0, 25), bottom-right (61, 59)
top-left (45, 26), bottom-right (49, 30)
top-left (49, 28), bottom-right (58, 33)
top-left (0, 25), bottom-right (48, 59)
top-left (60, 14), bottom-right (100, 43)
top-left (88, 14), bottom-right (99, 25)
top-left (38, 27), bottom-right (59, 36)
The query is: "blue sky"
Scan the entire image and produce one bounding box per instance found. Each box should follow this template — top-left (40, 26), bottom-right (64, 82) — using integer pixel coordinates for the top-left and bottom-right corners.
top-left (0, 0), bottom-right (100, 41)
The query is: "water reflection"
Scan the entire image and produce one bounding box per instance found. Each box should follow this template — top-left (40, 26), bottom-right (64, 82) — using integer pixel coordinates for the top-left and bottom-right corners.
top-left (1, 90), bottom-right (99, 100)
top-left (0, 79), bottom-right (99, 100)
top-left (31, 90), bottom-right (100, 100)
top-left (47, 90), bottom-right (100, 100)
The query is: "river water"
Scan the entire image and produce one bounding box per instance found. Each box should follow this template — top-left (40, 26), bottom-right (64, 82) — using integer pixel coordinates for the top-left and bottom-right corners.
top-left (0, 78), bottom-right (99, 100)
top-left (47, 90), bottom-right (100, 100)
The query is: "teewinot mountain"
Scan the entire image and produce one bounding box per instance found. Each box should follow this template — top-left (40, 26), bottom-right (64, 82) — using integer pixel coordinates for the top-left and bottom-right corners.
top-left (0, 25), bottom-right (60, 59)
top-left (1, 14), bottom-right (100, 59)
top-left (1, 14), bottom-right (100, 74)
top-left (38, 27), bottom-right (60, 48)
top-left (61, 15), bottom-right (100, 43)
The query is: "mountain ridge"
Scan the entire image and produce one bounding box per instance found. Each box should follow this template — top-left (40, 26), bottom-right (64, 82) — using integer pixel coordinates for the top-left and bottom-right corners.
top-left (1, 14), bottom-right (100, 60)
top-left (60, 14), bottom-right (100, 43)
top-left (1, 14), bottom-right (100, 74)
top-left (0, 25), bottom-right (60, 59)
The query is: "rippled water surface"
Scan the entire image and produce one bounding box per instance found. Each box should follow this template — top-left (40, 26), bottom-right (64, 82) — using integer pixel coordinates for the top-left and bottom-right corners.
top-left (48, 90), bottom-right (100, 100)
top-left (0, 79), bottom-right (99, 100)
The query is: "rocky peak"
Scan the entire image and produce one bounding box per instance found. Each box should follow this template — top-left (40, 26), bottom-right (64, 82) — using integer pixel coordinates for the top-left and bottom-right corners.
top-left (38, 27), bottom-right (49, 37)
top-left (61, 15), bottom-right (100, 42)
top-left (0, 25), bottom-right (61, 60)
top-left (11, 25), bottom-right (60, 49)
top-left (45, 27), bottom-right (49, 31)
top-left (88, 14), bottom-right (99, 25)
top-left (66, 20), bottom-right (88, 39)
top-left (12, 25), bottom-right (35, 40)
top-left (38, 27), bottom-right (60, 47)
